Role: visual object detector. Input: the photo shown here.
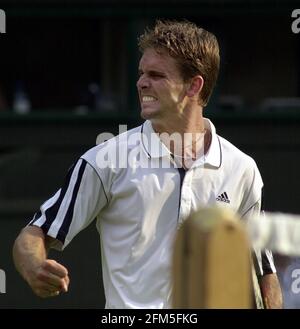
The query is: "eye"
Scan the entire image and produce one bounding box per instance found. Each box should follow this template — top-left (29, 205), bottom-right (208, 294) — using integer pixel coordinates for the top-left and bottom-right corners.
top-left (149, 72), bottom-right (165, 79)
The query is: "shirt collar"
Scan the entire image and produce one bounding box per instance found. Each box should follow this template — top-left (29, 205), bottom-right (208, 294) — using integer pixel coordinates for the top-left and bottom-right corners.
top-left (202, 118), bottom-right (222, 168)
top-left (141, 119), bottom-right (222, 168)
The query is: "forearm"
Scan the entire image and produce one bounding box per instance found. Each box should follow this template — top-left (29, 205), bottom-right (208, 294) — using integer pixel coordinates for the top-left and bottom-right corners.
top-left (13, 226), bottom-right (48, 283)
top-left (260, 273), bottom-right (283, 309)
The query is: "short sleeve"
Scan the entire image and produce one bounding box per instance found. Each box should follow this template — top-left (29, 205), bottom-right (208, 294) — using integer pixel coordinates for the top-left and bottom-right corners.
top-left (239, 159), bottom-right (263, 217)
top-left (28, 158), bottom-right (108, 250)
top-left (243, 198), bottom-right (277, 276)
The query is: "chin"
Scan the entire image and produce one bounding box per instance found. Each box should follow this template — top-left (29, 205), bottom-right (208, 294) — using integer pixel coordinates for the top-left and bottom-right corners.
top-left (140, 107), bottom-right (158, 120)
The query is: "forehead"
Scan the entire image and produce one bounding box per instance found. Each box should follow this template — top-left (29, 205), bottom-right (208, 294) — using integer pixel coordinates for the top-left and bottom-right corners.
top-left (139, 48), bottom-right (180, 73)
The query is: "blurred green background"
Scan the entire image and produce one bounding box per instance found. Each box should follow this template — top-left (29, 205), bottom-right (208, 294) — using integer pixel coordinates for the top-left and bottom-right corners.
top-left (0, 0), bottom-right (300, 308)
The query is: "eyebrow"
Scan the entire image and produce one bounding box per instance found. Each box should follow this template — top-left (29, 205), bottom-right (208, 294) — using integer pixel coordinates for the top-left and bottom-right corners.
top-left (139, 69), bottom-right (166, 76)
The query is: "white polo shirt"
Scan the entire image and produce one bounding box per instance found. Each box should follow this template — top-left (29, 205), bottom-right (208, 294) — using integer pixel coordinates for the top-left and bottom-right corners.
top-left (30, 118), bottom-right (275, 309)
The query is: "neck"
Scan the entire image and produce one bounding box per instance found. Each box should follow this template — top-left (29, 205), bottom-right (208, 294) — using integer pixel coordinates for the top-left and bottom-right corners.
top-left (151, 106), bottom-right (205, 136)
top-left (150, 106), bottom-right (211, 157)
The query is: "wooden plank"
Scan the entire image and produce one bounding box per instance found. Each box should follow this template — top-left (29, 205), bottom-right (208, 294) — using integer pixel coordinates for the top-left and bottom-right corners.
top-left (173, 207), bottom-right (252, 308)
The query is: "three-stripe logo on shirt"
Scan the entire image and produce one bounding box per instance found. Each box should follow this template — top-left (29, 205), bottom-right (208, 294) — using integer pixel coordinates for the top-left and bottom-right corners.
top-left (216, 191), bottom-right (230, 203)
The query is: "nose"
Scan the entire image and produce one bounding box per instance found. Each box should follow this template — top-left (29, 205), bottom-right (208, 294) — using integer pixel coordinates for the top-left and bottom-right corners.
top-left (137, 74), bottom-right (150, 90)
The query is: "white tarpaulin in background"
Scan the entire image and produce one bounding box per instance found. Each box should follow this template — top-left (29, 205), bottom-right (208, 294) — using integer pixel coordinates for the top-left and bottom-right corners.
top-left (247, 212), bottom-right (300, 256)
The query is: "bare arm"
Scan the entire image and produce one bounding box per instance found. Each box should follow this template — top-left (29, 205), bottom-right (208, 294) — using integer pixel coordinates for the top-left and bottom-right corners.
top-left (260, 273), bottom-right (283, 309)
top-left (13, 226), bottom-right (70, 298)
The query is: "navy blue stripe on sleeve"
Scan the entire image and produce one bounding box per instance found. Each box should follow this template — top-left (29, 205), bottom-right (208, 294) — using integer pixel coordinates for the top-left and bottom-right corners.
top-left (261, 250), bottom-right (273, 275)
top-left (39, 161), bottom-right (79, 234)
top-left (56, 160), bottom-right (87, 243)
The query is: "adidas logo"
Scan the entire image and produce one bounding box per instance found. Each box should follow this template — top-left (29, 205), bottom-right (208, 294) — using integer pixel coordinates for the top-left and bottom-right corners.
top-left (216, 192), bottom-right (230, 203)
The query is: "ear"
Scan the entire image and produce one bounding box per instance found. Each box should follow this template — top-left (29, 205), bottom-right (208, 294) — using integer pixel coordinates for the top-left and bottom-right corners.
top-left (186, 75), bottom-right (204, 98)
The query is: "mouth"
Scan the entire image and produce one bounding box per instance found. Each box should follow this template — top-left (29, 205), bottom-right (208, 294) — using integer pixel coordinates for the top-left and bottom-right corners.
top-left (140, 95), bottom-right (158, 104)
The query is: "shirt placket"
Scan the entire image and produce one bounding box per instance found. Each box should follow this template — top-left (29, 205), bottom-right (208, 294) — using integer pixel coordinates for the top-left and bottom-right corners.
top-left (177, 169), bottom-right (194, 226)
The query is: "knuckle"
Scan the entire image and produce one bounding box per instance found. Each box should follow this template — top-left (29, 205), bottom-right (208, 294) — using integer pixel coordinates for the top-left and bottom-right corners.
top-left (36, 271), bottom-right (48, 282)
top-left (42, 260), bottom-right (53, 271)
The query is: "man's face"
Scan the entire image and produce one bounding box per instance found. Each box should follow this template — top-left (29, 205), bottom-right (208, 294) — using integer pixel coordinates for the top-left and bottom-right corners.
top-left (137, 48), bottom-right (187, 122)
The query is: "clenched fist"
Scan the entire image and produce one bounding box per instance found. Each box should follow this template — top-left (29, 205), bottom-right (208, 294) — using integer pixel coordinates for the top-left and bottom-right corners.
top-left (27, 259), bottom-right (70, 298)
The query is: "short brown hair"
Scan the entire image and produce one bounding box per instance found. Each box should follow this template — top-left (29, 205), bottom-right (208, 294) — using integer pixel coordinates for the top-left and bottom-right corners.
top-left (138, 20), bottom-right (220, 107)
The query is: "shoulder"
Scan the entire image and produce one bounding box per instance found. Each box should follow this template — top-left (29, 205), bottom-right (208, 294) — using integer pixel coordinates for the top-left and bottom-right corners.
top-left (81, 124), bottom-right (143, 165)
top-left (76, 124), bottom-right (145, 184)
top-left (218, 134), bottom-right (263, 190)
